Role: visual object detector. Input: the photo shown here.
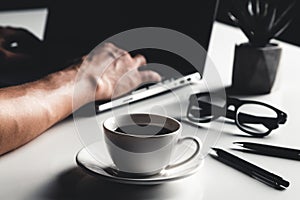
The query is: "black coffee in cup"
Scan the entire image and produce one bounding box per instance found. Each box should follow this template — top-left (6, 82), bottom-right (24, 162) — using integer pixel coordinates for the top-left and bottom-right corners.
top-left (115, 124), bottom-right (172, 136)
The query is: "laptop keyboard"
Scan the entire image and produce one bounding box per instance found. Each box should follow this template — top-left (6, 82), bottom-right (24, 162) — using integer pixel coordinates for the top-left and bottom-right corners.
top-left (96, 73), bottom-right (201, 113)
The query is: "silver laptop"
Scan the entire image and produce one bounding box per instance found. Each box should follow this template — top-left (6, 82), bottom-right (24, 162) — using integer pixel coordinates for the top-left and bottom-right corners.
top-left (44, 0), bottom-right (219, 112)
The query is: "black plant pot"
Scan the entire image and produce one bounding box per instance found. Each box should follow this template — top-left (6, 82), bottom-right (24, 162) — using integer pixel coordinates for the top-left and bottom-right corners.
top-left (228, 43), bottom-right (282, 95)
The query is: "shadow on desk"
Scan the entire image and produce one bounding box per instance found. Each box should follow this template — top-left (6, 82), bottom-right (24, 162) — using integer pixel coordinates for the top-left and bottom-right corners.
top-left (38, 167), bottom-right (183, 200)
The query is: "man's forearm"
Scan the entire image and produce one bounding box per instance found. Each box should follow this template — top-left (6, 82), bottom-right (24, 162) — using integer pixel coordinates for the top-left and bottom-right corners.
top-left (0, 42), bottom-right (161, 156)
top-left (0, 66), bottom-right (91, 155)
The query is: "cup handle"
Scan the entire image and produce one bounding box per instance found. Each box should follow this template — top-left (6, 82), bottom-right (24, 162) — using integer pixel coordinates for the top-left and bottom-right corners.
top-left (165, 136), bottom-right (201, 170)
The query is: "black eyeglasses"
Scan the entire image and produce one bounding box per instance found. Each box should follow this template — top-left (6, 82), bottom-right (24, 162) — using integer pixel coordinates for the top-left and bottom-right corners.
top-left (187, 92), bottom-right (287, 137)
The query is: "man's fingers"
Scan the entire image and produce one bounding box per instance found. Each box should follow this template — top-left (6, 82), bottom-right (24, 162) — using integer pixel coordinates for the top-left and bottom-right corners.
top-left (133, 54), bottom-right (147, 67)
top-left (139, 70), bottom-right (162, 83)
top-left (101, 42), bottom-right (127, 59)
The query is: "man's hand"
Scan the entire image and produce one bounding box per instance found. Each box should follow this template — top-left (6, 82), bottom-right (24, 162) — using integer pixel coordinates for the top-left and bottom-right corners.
top-left (76, 43), bottom-right (161, 102)
top-left (0, 26), bottom-right (47, 87)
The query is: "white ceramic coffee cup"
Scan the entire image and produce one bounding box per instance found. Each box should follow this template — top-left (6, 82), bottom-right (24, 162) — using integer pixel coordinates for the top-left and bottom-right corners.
top-left (103, 113), bottom-right (201, 177)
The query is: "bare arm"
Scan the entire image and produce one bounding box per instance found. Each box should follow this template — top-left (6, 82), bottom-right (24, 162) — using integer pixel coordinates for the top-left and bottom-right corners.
top-left (0, 43), bottom-right (161, 155)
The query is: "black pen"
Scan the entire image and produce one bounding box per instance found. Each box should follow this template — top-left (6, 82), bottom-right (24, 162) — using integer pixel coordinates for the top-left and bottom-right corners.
top-left (233, 142), bottom-right (300, 161)
top-left (210, 148), bottom-right (290, 190)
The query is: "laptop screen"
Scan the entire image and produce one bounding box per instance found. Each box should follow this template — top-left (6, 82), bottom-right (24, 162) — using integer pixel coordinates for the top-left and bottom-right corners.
top-left (45, 0), bottom-right (218, 77)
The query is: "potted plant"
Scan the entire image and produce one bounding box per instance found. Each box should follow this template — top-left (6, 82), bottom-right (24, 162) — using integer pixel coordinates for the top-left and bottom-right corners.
top-left (227, 0), bottom-right (296, 94)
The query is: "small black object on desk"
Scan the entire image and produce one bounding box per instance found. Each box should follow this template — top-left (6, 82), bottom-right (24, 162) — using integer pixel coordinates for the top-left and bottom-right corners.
top-left (232, 142), bottom-right (300, 161)
top-left (210, 148), bottom-right (289, 190)
top-left (187, 92), bottom-right (287, 137)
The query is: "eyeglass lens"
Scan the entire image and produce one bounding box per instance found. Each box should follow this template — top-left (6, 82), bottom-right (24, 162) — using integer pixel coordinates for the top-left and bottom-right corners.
top-left (236, 103), bottom-right (278, 135)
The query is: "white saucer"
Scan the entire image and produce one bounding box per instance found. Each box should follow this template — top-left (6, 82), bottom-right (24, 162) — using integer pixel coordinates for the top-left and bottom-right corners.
top-left (76, 140), bottom-right (203, 185)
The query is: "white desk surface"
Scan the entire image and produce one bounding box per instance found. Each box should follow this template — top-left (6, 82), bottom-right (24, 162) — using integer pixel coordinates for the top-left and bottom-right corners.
top-left (1, 21), bottom-right (300, 200)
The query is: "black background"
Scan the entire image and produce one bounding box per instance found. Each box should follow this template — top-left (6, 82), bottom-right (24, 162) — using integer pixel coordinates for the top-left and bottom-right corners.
top-left (1, 0), bottom-right (299, 46)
